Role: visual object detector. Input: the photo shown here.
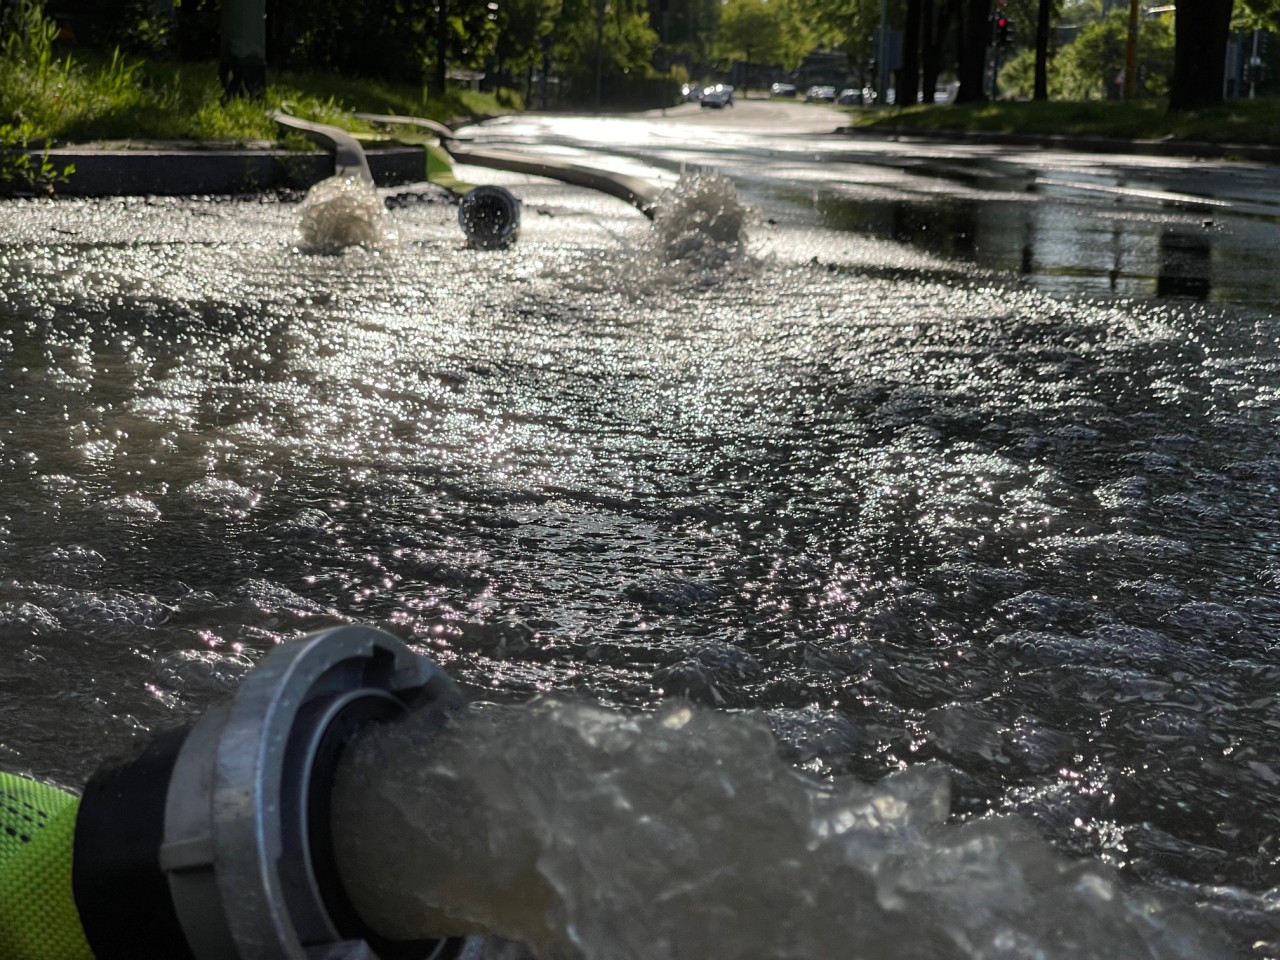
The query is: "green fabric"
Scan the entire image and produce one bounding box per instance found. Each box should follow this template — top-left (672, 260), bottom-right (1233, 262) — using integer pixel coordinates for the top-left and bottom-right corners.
top-left (0, 772), bottom-right (93, 960)
top-left (424, 143), bottom-right (474, 195)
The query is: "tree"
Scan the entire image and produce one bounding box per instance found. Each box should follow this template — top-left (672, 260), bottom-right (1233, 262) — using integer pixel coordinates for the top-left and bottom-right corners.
top-left (492, 0), bottom-right (562, 98)
top-left (715, 0), bottom-right (811, 87)
top-left (899, 0), bottom-right (923, 105)
top-left (796, 0), bottom-right (882, 77)
top-left (998, 7), bottom-right (1172, 98)
top-left (954, 0), bottom-right (992, 102)
top-left (1033, 0), bottom-right (1058, 99)
top-left (1168, 0), bottom-right (1233, 108)
top-left (545, 0), bottom-right (661, 105)
top-left (1237, 0), bottom-right (1280, 31)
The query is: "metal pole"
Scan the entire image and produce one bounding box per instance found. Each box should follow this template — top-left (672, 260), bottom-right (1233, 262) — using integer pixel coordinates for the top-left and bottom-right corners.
top-left (1123, 0), bottom-right (1139, 99)
top-left (878, 0), bottom-right (889, 101)
top-left (1250, 28), bottom-right (1260, 99)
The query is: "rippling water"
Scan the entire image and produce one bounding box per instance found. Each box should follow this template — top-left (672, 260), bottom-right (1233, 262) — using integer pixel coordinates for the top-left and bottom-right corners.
top-left (1, 168), bottom-right (1279, 955)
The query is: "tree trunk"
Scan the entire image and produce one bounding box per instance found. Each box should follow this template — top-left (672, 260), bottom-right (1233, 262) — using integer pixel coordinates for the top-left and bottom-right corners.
top-left (954, 0), bottom-right (991, 103)
top-left (1168, 0), bottom-right (1233, 109)
top-left (1034, 0), bottom-right (1052, 100)
top-left (900, 0), bottom-right (923, 106)
top-left (921, 0), bottom-right (951, 100)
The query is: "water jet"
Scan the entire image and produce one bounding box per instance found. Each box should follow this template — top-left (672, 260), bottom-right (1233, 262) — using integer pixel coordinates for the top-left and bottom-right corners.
top-left (0, 628), bottom-right (1235, 960)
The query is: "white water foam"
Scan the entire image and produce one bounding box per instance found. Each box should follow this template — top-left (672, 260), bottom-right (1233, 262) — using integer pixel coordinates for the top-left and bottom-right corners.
top-left (296, 175), bottom-right (394, 252)
top-left (650, 173), bottom-right (751, 267)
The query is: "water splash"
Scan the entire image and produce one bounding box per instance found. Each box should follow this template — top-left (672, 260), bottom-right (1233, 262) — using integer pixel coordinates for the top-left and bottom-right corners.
top-left (296, 175), bottom-right (393, 252)
top-left (650, 173), bottom-right (750, 266)
top-left (332, 700), bottom-right (1231, 960)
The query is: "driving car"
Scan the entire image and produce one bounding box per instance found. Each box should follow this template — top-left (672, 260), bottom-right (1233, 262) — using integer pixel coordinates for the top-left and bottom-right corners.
top-left (769, 82), bottom-right (797, 98)
top-left (700, 84), bottom-right (735, 108)
top-left (804, 85), bottom-right (836, 102)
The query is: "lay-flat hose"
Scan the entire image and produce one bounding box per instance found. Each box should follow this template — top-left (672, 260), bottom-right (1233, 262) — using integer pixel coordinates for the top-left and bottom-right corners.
top-left (0, 629), bottom-right (474, 960)
top-left (0, 772), bottom-right (92, 960)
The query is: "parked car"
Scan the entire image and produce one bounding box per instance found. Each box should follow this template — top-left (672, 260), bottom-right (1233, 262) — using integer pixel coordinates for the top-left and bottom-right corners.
top-left (804, 85), bottom-right (836, 103)
top-left (769, 82), bottom-right (797, 98)
top-left (836, 88), bottom-right (862, 105)
top-left (700, 84), bottom-right (735, 108)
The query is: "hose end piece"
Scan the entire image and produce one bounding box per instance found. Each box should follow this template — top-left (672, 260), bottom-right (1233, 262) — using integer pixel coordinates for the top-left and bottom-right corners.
top-left (73, 626), bottom-right (476, 960)
top-left (458, 185), bottom-right (521, 249)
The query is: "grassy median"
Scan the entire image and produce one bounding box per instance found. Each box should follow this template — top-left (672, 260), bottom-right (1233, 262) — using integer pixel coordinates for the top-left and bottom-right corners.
top-left (844, 98), bottom-right (1280, 146)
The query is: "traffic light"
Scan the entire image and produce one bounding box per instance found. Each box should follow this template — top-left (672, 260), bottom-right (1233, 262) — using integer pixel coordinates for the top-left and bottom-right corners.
top-left (995, 16), bottom-right (1014, 46)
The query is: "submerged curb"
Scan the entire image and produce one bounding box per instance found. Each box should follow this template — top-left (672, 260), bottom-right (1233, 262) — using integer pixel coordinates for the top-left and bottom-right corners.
top-left (28, 144), bottom-right (429, 197)
top-left (836, 125), bottom-right (1280, 164)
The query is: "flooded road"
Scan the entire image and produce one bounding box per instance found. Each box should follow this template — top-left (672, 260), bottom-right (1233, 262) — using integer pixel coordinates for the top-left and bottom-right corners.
top-left (1, 103), bottom-right (1280, 956)
top-left (471, 100), bottom-right (1280, 308)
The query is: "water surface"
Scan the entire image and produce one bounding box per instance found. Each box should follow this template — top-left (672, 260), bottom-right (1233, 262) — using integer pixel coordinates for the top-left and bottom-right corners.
top-left (1, 147), bottom-right (1278, 955)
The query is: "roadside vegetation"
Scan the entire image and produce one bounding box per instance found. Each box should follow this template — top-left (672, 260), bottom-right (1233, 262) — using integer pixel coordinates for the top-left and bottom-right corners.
top-left (0, 0), bottom-right (510, 191)
top-left (0, 0), bottom-right (502, 145)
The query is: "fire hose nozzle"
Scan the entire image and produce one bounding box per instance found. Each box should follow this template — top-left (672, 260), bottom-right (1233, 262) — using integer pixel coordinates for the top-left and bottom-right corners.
top-left (457, 185), bottom-right (521, 249)
top-left (72, 626), bottom-right (479, 960)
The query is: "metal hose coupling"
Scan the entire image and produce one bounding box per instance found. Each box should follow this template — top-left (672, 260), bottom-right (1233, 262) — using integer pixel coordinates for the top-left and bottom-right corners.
top-left (72, 626), bottom-right (480, 960)
top-left (457, 185), bottom-right (521, 249)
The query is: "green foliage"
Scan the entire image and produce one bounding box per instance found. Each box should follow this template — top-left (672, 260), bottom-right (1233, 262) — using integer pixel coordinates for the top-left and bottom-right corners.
top-left (796, 0), bottom-right (882, 64)
top-left (998, 8), bottom-right (1174, 99)
top-left (0, 121), bottom-right (74, 195)
top-left (1236, 0), bottom-right (1280, 32)
top-left (715, 0), bottom-right (813, 72)
top-left (494, 0), bottom-right (563, 78)
top-left (0, 0), bottom-right (535, 150)
top-left (546, 0), bottom-right (663, 103)
top-left (1, 0), bottom-right (155, 152)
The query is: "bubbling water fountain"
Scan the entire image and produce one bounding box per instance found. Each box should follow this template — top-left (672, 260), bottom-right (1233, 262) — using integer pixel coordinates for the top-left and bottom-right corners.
top-left (650, 173), bottom-right (751, 266)
top-left (296, 175), bottom-right (395, 252)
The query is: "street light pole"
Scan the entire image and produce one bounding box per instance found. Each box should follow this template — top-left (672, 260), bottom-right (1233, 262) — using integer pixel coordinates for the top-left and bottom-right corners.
top-left (877, 0), bottom-right (890, 101)
top-left (1249, 28), bottom-right (1261, 99)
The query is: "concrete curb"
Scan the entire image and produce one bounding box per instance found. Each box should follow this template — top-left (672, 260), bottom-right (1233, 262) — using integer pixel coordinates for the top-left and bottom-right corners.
top-left (30, 144), bottom-right (429, 197)
top-left (26, 123), bottom-right (1279, 199)
top-left (835, 125), bottom-right (1280, 164)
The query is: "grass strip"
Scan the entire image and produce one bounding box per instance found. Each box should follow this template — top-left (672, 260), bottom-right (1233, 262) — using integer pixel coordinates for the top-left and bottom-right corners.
top-left (843, 99), bottom-right (1280, 146)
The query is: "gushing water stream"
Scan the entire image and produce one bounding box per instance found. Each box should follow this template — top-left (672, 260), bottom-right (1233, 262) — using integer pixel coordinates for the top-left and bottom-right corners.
top-left (332, 701), bottom-right (1232, 960)
top-left (297, 175), bottom-right (395, 252)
